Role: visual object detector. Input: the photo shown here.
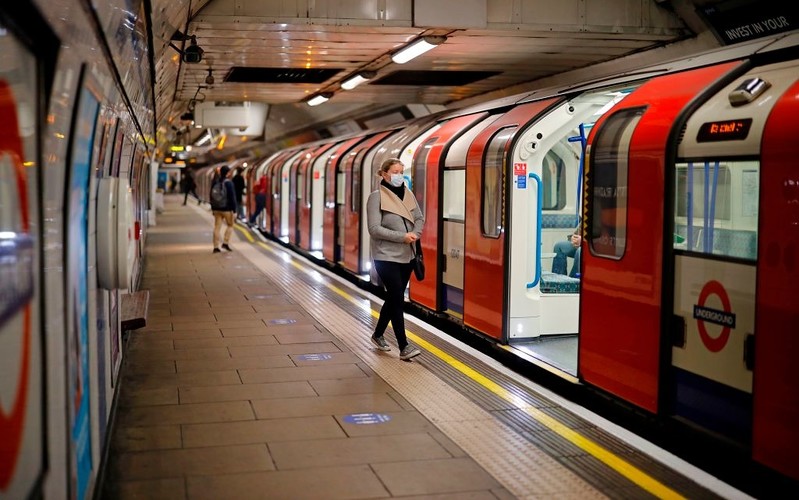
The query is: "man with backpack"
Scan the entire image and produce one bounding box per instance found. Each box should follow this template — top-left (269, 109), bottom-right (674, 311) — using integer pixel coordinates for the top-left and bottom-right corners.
top-left (210, 165), bottom-right (236, 253)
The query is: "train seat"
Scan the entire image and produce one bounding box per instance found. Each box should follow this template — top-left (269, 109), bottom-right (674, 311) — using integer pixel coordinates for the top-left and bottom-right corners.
top-left (674, 225), bottom-right (757, 260)
top-left (712, 229), bottom-right (757, 260)
top-left (542, 213), bottom-right (579, 229)
top-left (540, 272), bottom-right (580, 294)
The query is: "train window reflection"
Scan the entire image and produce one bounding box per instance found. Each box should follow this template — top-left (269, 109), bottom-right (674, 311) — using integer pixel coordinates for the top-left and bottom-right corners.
top-left (413, 137), bottom-right (436, 215)
top-left (351, 160), bottom-right (360, 212)
top-left (443, 169), bottom-right (465, 221)
top-left (676, 164), bottom-right (731, 220)
top-left (589, 107), bottom-right (643, 258)
top-left (674, 160), bottom-right (758, 260)
top-left (483, 127), bottom-right (515, 237)
top-left (541, 149), bottom-right (566, 210)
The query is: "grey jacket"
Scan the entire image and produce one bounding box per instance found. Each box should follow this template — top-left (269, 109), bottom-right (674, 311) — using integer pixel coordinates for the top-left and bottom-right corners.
top-left (367, 185), bottom-right (424, 263)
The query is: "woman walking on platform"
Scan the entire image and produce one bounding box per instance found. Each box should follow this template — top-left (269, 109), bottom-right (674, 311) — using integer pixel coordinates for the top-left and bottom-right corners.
top-left (366, 158), bottom-right (424, 360)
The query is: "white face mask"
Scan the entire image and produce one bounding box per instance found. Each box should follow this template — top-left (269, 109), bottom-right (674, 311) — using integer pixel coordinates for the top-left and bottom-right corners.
top-left (389, 173), bottom-right (405, 187)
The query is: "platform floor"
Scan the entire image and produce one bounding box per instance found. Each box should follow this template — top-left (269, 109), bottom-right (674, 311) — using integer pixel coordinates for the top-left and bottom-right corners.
top-left (101, 194), bottom-right (748, 499)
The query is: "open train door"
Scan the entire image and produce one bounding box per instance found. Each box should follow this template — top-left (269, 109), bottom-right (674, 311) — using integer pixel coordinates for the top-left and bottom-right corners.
top-left (464, 101), bottom-right (557, 340)
top-left (580, 62), bottom-right (740, 412)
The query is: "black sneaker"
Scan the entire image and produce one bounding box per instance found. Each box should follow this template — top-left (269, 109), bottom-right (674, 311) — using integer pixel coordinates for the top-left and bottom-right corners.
top-left (399, 345), bottom-right (421, 360)
top-left (221, 243), bottom-right (232, 251)
top-left (213, 248), bottom-right (221, 253)
top-left (371, 335), bottom-right (391, 352)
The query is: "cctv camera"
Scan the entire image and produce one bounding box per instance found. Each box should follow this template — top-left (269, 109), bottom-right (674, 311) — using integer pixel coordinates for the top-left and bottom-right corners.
top-left (183, 36), bottom-right (203, 64)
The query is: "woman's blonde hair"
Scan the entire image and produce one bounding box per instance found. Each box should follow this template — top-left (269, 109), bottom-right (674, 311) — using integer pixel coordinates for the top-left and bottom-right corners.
top-left (376, 158), bottom-right (403, 177)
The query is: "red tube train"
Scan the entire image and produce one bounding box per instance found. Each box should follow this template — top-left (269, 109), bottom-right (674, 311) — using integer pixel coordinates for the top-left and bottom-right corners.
top-left (203, 33), bottom-right (799, 482)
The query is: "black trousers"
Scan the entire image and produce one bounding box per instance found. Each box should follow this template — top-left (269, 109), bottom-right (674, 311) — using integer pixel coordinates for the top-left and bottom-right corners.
top-left (183, 188), bottom-right (198, 204)
top-left (250, 193), bottom-right (267, 224)
top-left (373, 260), bottom-right (413, 350)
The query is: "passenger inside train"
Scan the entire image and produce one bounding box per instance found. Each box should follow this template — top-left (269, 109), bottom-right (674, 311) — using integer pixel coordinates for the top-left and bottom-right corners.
top-left (551, 225), bottom-right (582, 278)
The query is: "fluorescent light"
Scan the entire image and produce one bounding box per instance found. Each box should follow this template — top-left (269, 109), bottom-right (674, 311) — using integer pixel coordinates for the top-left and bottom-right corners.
top-left (391, 35), bottom-right (446, 64)
top-left (341, 71), bottom-right (376, 90)
top-left (307, 92), bottom-right (332, 106)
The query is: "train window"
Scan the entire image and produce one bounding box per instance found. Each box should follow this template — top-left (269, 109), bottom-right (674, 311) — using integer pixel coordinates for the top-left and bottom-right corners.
top-left (413, 137), bottom-right (436, 215)
top-left (589, 107), bottom-right (643, 258)
top-left (675, 163), bottom-right (731, 220)
top-left (483, 127), bottom-right (515, 237)
top-left (674, 160), bottom-right (758, 260)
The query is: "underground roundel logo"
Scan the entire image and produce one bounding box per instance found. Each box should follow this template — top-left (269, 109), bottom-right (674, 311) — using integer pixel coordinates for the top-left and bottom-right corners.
top-left (693, 280), bottom-right (736, 353)
top-left (0, 79), bottom-right (33, 491)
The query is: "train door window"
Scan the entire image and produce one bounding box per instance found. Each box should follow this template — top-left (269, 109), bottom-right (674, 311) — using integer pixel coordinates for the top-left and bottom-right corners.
top-left (336, 171), bottom-right (345, 205)
top-left (483, 127), bottom-right (515, 237)
top-left (589, 107), bottom-right (643, 258)
top-left (351, 151), bottom-right (365, 213)
top-left (413, 137), bottom-right (436, 214)
top-left (297, 169), bottom-right (304, 202)
top-left (304, 164), bottom-right (312, 207)
top-left (674, 160), bottom-right (758, 260)
top-left (541, 148), bottom-right (566, 210)
top-left (443, 169), bottom-right (466, 221)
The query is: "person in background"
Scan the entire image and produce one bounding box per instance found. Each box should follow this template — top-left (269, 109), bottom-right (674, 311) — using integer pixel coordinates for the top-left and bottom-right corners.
top-left (249, 174), bottom-right (268, 227)
top-left (552, 225), bottom-right (581, 278)
top-left (210, 165), bottom-right (236, 253)
top-left (181, 169), bottom-right (199, 205)
top-left (366, 158), bottom-right (424, 361)
top-left (232, 166), bottom-right (246, 220)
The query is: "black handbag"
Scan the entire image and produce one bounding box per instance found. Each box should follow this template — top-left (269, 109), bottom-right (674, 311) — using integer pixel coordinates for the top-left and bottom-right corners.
top-left (412, 239), bottom-right (425, 281)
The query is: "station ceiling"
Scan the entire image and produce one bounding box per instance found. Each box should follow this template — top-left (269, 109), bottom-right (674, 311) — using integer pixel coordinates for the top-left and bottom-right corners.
top-left (148, 0), bottom-right (727, 159)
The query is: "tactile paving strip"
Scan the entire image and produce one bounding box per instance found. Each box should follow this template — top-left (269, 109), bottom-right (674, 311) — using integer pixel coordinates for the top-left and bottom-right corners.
top-left (238, 240), bottom-right (606, 498)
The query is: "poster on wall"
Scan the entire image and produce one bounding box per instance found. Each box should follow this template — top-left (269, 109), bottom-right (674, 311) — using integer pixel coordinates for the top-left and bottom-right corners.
top-left (0, 31), bottom-right (45, 500)
top-left (65, 81), bottom-right (99, 500)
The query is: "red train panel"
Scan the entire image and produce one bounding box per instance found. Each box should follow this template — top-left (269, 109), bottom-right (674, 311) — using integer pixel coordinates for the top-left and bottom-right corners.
top-left (411, 113), bottom-right (489, 311)
top-left (341, 131), bottom-right (392, 274)
top-left (323, 137), bottom-right (364, 263)
top-left (753, 79), bottom-right (799, 480)
top-left (298, 143), bottom-right (335, 251)
top-left (579, 62), bottom-right (740, 412)
top-left (264, 150), bottom-right (296, 234)
top-left (289, 145), bottom-right (319, 246)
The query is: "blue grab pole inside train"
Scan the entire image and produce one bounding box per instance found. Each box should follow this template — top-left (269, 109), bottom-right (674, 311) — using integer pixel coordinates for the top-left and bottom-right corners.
top-left (687, 162), bottom-right (694, 250)
top-left (526, 172), bottom-right (543, 289)
top-left (708, 161), bottom-right (719, 251)
top-left (568, 123), bottom-right (588, 219)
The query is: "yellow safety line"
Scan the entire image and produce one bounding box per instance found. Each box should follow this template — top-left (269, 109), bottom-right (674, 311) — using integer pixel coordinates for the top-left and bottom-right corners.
top-left (255, 238), bottom-right (685, 500)
top-left (235, 223), bottom-right (255, 242)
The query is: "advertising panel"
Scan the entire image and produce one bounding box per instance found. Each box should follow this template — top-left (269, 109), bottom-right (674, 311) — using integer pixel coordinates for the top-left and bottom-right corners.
top-left (65, 82), bottom-right (99, 500)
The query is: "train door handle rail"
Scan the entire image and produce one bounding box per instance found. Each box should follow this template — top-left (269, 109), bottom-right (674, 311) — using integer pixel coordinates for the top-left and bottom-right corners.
top-left (526, 172), bottom-right (543, 289)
